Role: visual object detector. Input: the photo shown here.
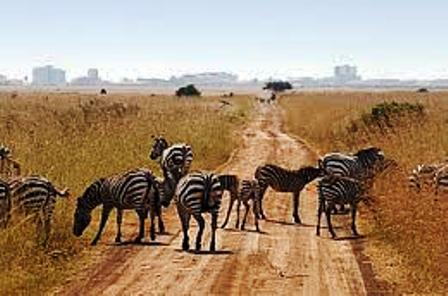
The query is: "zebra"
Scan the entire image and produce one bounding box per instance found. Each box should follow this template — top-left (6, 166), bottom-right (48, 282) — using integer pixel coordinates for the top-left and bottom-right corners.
top-left (236, 179), bottom-right (261, 232)
top-left (318, 147), bottom-right (385, 212)
top-left (9, 175), bottom-right (69, 244)
top-left (254, 164), bottom-right (324, 224)
top-left (149, 136), bottom-right (193, 177)
top-left (316, 175), bottom-right (368, 238)
top-left (163, 171), bottom-right (223, 252)
top-left (434, 164), bottom-right (448, 195)
top-left (73, 168), bottom-right (160, 245)
top-left (0, 179), bottom-right (11, 228)
top-left (409, 163), bottom-right (445, 193)
top-left (217, 174), bottom-right (240, 229)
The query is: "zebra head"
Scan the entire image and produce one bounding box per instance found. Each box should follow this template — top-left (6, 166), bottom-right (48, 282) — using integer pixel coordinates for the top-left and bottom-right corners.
top-left (354, 147), bottom-right (385, 169)
top-left (298, 166), bottom-right (326, 184)
top-left (0, 146), bottom-right (10, 159)
top-left (73, 179), bottom-right (104, 236)
top-left (149, 136), bottom-right (169, 160)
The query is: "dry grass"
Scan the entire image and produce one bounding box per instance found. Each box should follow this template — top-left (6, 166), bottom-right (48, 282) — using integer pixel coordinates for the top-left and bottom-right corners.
top-left (281, 91), bottom-right (448, 293)
top-left (0, 92), bottom-right (252, 295)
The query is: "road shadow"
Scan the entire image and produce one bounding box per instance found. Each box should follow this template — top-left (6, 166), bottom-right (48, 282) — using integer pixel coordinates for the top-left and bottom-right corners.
top-left (110, 241), bottom-right (171, 247)
top-left (334, 235), bottom-right (366, 241)
top-left (174, 249), bottom-right (234, 255)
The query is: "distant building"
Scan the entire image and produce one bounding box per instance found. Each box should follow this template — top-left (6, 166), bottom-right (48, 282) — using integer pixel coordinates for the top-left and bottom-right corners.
top-left (71, 68), bottom-right (101, 85)
top-left (333, 65), bottom-right (361, 83)
top-left (0, 74), bottom-right (6, 85)
top-left (32, 65), bottom-right (66, 86)
top-left (171, 72), bottom-right (238, 86)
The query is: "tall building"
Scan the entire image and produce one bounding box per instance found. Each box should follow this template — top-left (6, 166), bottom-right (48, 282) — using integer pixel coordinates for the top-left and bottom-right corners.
top-left (333, 65), bottom-right (361, 83)
top-left (32, 65), bottom-right (66, 85)
top-left (87, 68), bottom-right (99, 80)
top-left (0, 74), bottom-right (6, 85)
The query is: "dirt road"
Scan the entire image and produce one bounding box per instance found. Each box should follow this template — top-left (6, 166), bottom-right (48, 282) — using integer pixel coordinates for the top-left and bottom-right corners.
top-left (59, 104), bottom-right (368, 295)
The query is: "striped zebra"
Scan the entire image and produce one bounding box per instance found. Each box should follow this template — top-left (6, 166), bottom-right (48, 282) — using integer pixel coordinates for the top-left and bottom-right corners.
top-left (254, 164), bottom-right (324, 224)
top-left (319, 147), bottom-right (385, 212)
top-left (408, 163), bottom-right (445, 193)
top-left (0, 179), bottom-right (11, 228)
top-left (164, 171), bottom-right (223, 252)
top-left (434, 164), bottom-right (448, 195)
top-left (236, 179), bottom-right (261, 232)
top-left (149, 136), bottom-right (193, 177)
top-left (316, 175), bottom-right (368, 238)
top-left (9, 175), bottom-right (69, 244)
top-left (73, 168), bottom-right (160, 245)
top-left (217, 174), bottom-right (240, 229)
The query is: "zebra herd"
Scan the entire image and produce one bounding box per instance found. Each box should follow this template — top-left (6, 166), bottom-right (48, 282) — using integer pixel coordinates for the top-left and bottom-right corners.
top-left (2, 137), bottom-right (445, 252)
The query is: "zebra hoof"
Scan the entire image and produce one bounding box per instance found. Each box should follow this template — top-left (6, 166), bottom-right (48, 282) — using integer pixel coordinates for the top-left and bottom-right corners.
top-left (115, 237), bottom-right (121, 243)
top-left (182, 242), bottom-right (189, 251)
top-left (90, 240), bottom-right (98, 246)
top-left (293, 217), bottom-right (301, 224)
top-left (134, 237), bottom-right (143, 243)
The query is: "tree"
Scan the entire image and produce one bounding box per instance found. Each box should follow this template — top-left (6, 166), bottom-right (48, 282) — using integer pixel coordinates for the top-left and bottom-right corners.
top-left (263, 81), bottom-right (293, 92)
top-left (175, 84), bottom-right (201, 97)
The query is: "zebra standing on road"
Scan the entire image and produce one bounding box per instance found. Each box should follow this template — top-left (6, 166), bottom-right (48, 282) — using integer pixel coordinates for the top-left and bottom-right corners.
top-left (316, 175), bottom-right (367, 238)
top-left (0, 179), bottom-right (11, 228)
top-left (254, 164), bottom-right (324, 224)
top-left (217, 174), bottom-right (240, 229)
top-left (149, 136), bottom-right (194, 177)
top-left (163, 171), bottom-right (223, 252)
top-left (236, 179), bottom-right (261, 232)
top-left (9, 175), bottom-right (69, 244)
top-left (319, 147), bottom-right (385, 212)
top-left (73, 169), bottom-right (159, 245)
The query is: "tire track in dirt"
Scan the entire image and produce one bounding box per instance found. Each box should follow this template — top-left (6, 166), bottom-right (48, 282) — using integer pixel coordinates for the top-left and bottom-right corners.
top-left (58, 104), bottom-right (367, 295)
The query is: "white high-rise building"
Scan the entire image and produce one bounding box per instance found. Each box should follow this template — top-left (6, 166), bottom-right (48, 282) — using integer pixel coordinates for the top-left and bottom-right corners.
top-left (32, 65), bottom-right (66, 85)
top-left (333, 65), bottom-right (361, 83)
top-left (87, 68), bottom-right (99, 80)
top-left (0, 74), bottom-right (6, 85)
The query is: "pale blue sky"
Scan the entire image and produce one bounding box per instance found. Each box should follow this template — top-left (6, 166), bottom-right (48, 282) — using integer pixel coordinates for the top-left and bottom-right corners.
top-left (0, 0), bottom-right (447, 81)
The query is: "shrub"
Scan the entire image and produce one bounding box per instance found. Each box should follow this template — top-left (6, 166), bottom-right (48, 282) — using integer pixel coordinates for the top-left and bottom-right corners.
top-left (175, 84), bottom-right (201, 97)
top-left (263, 81), bottom-right (292, 92)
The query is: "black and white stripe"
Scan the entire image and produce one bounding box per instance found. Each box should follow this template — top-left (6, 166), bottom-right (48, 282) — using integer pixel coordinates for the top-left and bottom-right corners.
top-left (9, 176), bottom-right (69, 244)
top-left (169, 172), bottom-right (223, 252)
top-left (316, 175), bottom-right (367, 238)
top-left (236, 179), bottom-right (261, 232)
top-left (217, 174), bottom-right (240, 229)
top-left (73, 168), bottom-right (159, 245)
top-left (0, 179), bottom-right (11, 228)
top-left (409, 163), bottom-right (444, 193)
top-left (434, 164), bottom-right (448, 195)
top-left (149, 136), bottom-right (194, 177)
top-left (254, 164), bottom-right (324, 224)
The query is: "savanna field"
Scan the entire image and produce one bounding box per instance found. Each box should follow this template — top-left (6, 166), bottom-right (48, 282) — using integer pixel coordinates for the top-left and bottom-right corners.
top-left (281, 91), bottom-right (448, 293)
top-left (0, 92), bottom-right (251, 294)
top-left (1, 90), bottom-right (447, 295)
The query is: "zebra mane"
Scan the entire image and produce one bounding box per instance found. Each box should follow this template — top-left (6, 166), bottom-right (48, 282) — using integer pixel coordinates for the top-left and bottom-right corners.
top-left (77, 178), bottom-right (106, 212)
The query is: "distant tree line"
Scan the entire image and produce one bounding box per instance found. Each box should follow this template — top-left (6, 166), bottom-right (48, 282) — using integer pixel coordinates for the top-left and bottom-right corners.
top-left (263, 81), bottom-right (293, 92)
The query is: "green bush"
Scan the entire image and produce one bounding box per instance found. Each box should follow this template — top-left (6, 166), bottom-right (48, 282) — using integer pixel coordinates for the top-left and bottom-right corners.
top-left (175, 84), bottom-right (201, 97)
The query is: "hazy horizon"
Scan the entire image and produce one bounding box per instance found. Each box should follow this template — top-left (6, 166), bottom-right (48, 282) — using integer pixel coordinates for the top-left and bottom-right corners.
top-left (1, 0), bottom-right (447, 81)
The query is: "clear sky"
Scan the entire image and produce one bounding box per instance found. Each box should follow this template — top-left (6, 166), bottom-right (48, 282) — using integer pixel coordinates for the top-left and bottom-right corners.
top-left (1, 0), bottom-right (447, 81)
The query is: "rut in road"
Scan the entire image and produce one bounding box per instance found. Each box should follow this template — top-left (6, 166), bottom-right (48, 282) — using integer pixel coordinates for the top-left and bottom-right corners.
top-left (59, 104), bottom-right (367, 296)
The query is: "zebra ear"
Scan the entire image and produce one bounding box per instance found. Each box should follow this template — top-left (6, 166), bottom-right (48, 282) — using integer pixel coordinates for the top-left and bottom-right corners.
top-left (151, 134), bottom-right (155, 139)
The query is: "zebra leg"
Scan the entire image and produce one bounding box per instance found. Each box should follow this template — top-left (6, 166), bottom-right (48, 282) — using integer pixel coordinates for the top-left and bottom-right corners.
top-left (177, 203), bottom-right (191, 251)
top-left (252, 199), bottom-right (260, 232)
top-left (325, 204), bottom-right (336, 238)
top-left (235, 199), bottom-right (241, 229)
top-left (350, 204), bottom-right (359, 236)
top-left (115, 209), bottom-right (123, 243)
top-left (221, 194), bottom-right (236, 229)
top-left (134, 209), bottom-right (146, 243)
top-left (241, 200), bottom-right (250, 230)
top-left (157, 206), bottom-right (165, 234)
top-left (91, 206), bottom-right (113, 246)
top-left (210, 212), bottom-right (218, 252)
top-left (149, 207), bottom-right (156, 241)
top-left (258, 186), bottom-right (268, 219)
top-left (292, 191), bottom-right (302, 224)
top-left (193, 213), bottom-right (205, 252)
top-left (316, 199), bottom-right (324, 236)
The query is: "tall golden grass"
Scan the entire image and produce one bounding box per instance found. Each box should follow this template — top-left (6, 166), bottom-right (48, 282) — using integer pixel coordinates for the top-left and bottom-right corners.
top-left (281, 91), bottom-right (448, 293)
top-left (0, 92), bottom-right (251, 294)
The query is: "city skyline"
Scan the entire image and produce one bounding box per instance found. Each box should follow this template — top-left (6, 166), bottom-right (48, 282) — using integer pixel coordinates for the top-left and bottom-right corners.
top-left (1, 1), bottom-right (448, 81)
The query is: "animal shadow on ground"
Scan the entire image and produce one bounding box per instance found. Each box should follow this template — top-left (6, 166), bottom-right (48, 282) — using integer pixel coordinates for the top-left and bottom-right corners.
top-left (265, 218), bottom-right (315, 228)
top-left (174, 249), bottom-right (234, 255)
top-left (333, 235), bottom-right (366, 241)
top-left (222, 228), bottom-right (269, 235)
top-left (110, 241), bottom-right (171, 247)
